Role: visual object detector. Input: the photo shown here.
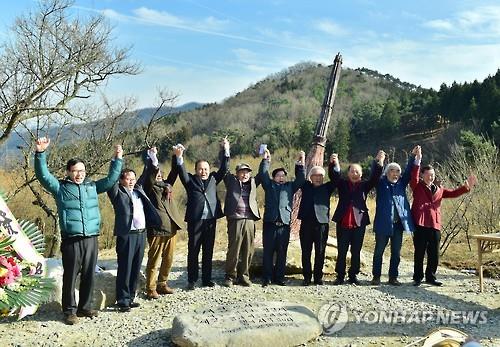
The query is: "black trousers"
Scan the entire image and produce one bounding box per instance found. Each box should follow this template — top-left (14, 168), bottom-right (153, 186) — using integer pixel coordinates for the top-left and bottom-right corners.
top-left (262, 222), bottom-right (290, 283)
top-left (335, 224), bottom-right (366, 279)
top-left (187, 219), bottom-right (216, 283)
top-left (115, 232), bottom-right (146, 306)
top-left (413, 225), bottom-right (441, 282)
top-left (299, 221), bottom-right (329, 282)
top-left (60, 236), bottom-right (98, 315)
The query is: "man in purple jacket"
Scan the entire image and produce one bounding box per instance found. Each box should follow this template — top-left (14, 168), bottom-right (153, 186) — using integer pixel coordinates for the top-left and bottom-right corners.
top-left (329, 150), bottom-right (385, 285)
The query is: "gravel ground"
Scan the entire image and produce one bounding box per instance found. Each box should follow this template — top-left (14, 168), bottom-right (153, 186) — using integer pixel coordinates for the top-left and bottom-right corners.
top-left (2, 247), bottom-right (499, 347)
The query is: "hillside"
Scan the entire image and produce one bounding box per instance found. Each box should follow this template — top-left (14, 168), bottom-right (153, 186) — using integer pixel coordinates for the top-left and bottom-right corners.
top-left (144, 62), bottom-right (496, 166)
top-left (149, 63), bottom-right (406, 163)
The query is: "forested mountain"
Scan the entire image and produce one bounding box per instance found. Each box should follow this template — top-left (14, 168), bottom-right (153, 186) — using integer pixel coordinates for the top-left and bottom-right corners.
top-left (144, 62), bottom-right (499, 165)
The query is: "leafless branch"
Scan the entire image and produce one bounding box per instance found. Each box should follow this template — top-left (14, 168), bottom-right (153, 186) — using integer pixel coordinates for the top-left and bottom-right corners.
top-left (0, 0), bottom-right (141, 146)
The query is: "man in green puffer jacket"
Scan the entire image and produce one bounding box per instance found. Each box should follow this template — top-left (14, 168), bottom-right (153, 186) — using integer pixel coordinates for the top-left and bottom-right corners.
top-left (34, 137), bottom-right (123, 325)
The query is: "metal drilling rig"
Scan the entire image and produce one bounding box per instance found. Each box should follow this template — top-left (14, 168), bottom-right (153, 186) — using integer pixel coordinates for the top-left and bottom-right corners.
top-left (290, 53), bottom-right (343, 240)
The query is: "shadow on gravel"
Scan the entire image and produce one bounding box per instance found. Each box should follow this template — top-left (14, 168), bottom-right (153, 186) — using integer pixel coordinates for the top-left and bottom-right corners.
top-left (313, 279), bottom-right (499, 343)
top-left (126, 328), bottom-right (173, 347)
top-left (372, 283), bottom-right (500, 339)
top-left (211, 259), bottom-right (226, 270)
top-left (0, 301), bottom-right (64, 324)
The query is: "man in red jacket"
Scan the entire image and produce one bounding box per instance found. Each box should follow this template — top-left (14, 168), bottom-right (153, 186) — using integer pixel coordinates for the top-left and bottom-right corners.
top-left (410, 146), bottom-right (477, 286)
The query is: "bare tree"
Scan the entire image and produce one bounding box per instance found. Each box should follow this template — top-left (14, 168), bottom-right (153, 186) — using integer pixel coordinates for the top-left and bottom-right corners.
top-left (0, 0), bottom-right (140, 146)
top-left (9, 89), bottom-right (180, 256)
top-left (10, 103), bottom-right (128, 256)
top-left (438, 138), bottom-right (499, 255)
top-left (143, 88), bottom-right (179, 148)
top-left (0, 1), bottom-right (192, 255)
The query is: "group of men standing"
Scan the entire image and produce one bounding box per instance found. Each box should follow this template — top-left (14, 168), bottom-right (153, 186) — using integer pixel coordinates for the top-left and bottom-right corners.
top-left (34, 137), bottom-right (476, 325)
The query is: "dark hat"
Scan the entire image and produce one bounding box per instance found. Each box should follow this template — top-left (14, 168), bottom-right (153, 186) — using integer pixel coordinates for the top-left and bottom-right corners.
top-left (272, 167), bottom-right (288, 177)
top-left (236, 163), bottom-right (252, 172)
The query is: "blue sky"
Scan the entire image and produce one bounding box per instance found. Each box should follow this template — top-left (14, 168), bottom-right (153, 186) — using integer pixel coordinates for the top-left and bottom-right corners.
top-left (1, 0), bottom-right (500, 108)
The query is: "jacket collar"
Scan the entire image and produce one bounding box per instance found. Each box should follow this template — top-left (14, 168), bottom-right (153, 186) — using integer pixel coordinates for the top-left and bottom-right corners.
top-left (62, 177), bottom-right (91, 185)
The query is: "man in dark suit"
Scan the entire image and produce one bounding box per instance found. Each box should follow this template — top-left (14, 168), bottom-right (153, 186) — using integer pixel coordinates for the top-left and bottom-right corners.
top-left (107, 168), bottom-right (161, 312)
top-left (175, 138), bottom-right (230, 290)
top-left (297, 164), bottom-right (336, 286)
top-left (223, 163), bottom-right (261, 287)
top-left (141, 147), bottom-right (185, 299)
top-left (329, 151), bottom-right (385, 285)
top-left (259, 148), bottom-right (305, 287)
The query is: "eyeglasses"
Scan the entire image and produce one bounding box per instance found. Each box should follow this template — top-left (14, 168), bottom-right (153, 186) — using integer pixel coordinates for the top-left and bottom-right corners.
top-left (70, 170), bottom-right (86, 174)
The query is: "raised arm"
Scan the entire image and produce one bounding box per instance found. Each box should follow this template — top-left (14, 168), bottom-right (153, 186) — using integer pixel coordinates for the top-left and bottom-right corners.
top-left (365, 150), bottom-right (385, 192)
top-left (106, 181), bottom-right (120, 202)
top-left (214, 137), bottom-right (230, 184)
top-left (254, 171), bottom-right (263, 187)
top-left (174, 144), bottom-right (190, 188)
top-left (142, 158), bottom-right (156, 195)
top-left (292, 150), bottom-right (306, 192)
top-left (409, 146), bottom-right (421, 191)
top-left (328, 153), bottom-right (341, 186)
top-left (95, 145), bottom-right (123, 194)
top-left (442, 175), bottom-right (477, 199)
top-left (165, 154), bottom-right (179, 186)
top-left (400, 145), bottom-right (419, 187)
top-left (34, 137), bottom-right (60, 195)
top-left (258, 148), bottom-right (272, 189)
top-left (142, 148), bottom-right (159, 195)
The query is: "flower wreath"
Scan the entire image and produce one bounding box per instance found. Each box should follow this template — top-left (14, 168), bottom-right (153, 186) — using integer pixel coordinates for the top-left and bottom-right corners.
top-left (0, 191), bottom-right (54, 318)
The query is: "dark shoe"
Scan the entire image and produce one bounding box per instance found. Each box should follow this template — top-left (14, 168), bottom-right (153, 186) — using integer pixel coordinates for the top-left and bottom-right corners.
top-left (388, 277), bottom-right (402, 286)
top-left (238, 279), bottom-right (252, 287)
top-left (64, 314), bottom-right (78, 325)
top-left (413, 280), bottom-right (422, 287)
top-left (425, 279), bottom-right (443, 287)
top-left (261, 280), bottom-right (270, 287)
top-left (129, 302), bottom-right (140, 308)
top-left (302, 279), bottom-right (311, 286)
top-left (157, 283), bottom-right (175, 294)
top-left (332, 277), bottom-right (344, 286)
top-left (222, 278), bottom-right (233, 287)
top-left (348, 277), bottom-right (361, 285)
top-left (202, 280), bottom-right (216, 287)
top-left (117, 305), bottom-right (131, 313)
top-left (187, 282), bottom-right (196, 290)
top-left (146, 289), bottom-right (160, 300)
top-left (314, 279), bottom-right (324, 285)
top-left (76, 309), bottom-right (98, 318)
top-left (275, 280), bottom-right (286, 286)
top-left (370, 276), bottom-right (381, 285)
